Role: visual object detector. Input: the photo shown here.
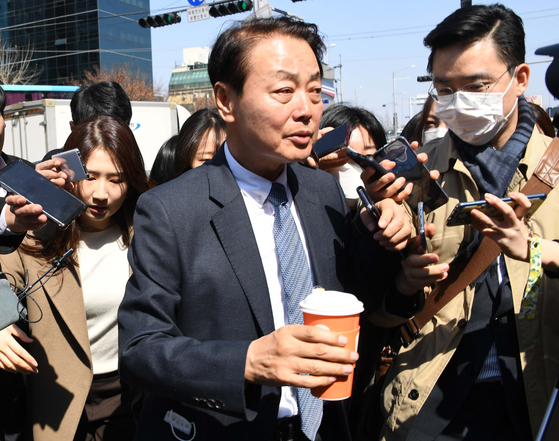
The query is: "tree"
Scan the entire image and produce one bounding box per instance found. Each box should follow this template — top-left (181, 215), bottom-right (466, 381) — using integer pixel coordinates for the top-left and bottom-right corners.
top-left (68, 62), bottom-right (164, 101)
top-left (0, 40), bottom-right (42, 85)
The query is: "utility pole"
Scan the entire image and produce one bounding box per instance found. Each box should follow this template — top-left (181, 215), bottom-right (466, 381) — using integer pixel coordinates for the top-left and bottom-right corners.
top-left (392, 71), bottom-right (397, 131)
top-left (332, 54), bottom-right (343, 104)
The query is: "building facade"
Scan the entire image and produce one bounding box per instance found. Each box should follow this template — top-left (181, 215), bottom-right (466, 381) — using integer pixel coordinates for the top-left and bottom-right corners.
top-left (167, 47), bottom-right (213, 113)
top-left (0, 0), bottom-right (153, 85)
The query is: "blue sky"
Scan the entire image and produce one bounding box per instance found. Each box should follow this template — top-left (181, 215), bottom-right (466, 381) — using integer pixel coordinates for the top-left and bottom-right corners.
top-left (146, 0), bottom-right (559, 128)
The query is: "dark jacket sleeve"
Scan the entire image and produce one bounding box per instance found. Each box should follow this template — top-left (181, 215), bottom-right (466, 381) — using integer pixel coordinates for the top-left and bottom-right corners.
top-left (118, 190), bottom-right (253, 419)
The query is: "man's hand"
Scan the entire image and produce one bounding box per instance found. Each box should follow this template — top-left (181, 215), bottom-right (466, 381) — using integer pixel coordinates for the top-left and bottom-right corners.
top-left (4, 195), bottom-right (49, 233)
top-left (0, 324), bottom-right (38, 374)
top-left (470, 192), bottom-right (532, 261)
top-left (395, 223), bottom-right (448, 295)
top-left (361, 147), bottom-right (440, 203)
top-left (36, 159), bottom-right (72, 190)
top-left (245, 325), bottom-right (358, 389)
top-left (360, 198), bottom-right (411, 252)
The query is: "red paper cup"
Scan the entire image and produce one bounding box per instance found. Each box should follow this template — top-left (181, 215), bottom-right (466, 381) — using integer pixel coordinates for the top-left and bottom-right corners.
top-left (300, 290), bottom-right (364, 401)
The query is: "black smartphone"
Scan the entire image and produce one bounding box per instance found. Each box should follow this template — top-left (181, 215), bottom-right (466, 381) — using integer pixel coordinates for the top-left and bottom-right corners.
top-left (346, 147), bottom-right (388, 178)
top-left (357, 186), bottom-right (381, 222)
top-left (52, 148), bottom-right (89, 182)
top-left (0, 160), bottom-right (87, 229)
top-left (417, 201), bottom-right (431, 253)
top-left (312, 123), bottom-right (351, 159)
top-left (446, 193), bottom-right (547, 227)
top-left (373, 136), bottom-right (449, 213)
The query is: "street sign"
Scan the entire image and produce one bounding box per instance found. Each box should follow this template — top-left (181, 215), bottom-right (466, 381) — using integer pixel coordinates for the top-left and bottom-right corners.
top-left (187, 5), bottom-right (210, 22)
top-left (188, 0), bottom-right (205, 6)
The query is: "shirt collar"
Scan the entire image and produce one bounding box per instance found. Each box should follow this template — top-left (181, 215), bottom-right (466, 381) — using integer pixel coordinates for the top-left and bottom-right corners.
top-left (224, 142), bottom-right (289, 208)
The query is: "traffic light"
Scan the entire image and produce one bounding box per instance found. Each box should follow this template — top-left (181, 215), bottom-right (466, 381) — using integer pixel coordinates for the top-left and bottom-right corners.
top-left (417, 75), bottom-right (433, 83)
top-left (209, 1), bottom-right (253, 18)
top-left (139, 12), bottom-right (181, 28)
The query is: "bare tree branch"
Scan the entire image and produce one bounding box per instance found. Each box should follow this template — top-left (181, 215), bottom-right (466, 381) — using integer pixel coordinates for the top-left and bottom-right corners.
top-left (0, 40), bottom-right (42, 85)
top-left (68, 62), bottom-right (160, 102)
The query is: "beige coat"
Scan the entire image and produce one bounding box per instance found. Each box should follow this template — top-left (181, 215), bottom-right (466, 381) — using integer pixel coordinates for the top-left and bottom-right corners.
top-left (376, 128), bottom-right (559, 440)
top-left (0, 236), bottom-right (130, 441)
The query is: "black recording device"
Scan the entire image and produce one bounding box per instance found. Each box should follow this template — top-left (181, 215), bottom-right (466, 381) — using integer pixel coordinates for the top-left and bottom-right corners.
top-left (373, 137), bottom-right (449, 213)
top-left (312, 123), bottom-right (351, 159)
top-left (357, 186), bottom-right (381, 222)
top-left (0, 160), bottom-right (87, 229)
top-left (346, 147), bottom-right (388, 178)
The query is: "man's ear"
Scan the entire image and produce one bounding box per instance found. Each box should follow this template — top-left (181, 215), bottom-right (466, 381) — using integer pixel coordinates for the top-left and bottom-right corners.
top-left (214, 82), bottom-right (236, 124)
top-left (514, 63), bottom-right (530, 96)
top-left (69, 121), bottom-right (76, 131)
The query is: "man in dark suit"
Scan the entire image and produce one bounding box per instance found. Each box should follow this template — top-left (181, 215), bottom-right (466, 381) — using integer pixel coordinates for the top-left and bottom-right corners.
top-left (118, 17), bottom-right (413, 441)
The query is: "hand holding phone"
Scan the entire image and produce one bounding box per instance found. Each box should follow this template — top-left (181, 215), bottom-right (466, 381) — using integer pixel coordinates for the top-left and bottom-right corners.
top-left (357, 186), bottom-right (381, 222)
top-left (0, 160), bottom-right (86, 229)
top-left (52, 148), bottom-right (89, 182)
top-left (446, 193), bottom-right (547, 227)
top-left (346, 147), bottom-right (388, 178)
top-left (312, 123), bottom-right (351, 160)
top-left (373, 137), bottom-right (448, 213)
top-left (417, 202), bottom-right (432, 253)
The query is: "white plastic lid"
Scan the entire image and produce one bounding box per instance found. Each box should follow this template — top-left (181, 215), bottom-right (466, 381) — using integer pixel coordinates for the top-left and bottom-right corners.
top-left (299, 289), bottom-right (364, 316)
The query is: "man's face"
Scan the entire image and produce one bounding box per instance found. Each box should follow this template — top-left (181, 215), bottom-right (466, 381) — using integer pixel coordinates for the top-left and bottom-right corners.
top-left (432, 37), bottom-right (521, 125)
top-left (224, 35), bottom-right (323, 180)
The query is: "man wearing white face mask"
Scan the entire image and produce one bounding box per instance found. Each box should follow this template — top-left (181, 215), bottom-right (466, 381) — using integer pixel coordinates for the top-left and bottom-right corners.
top-left (374, 4), bottom-right (559, 441)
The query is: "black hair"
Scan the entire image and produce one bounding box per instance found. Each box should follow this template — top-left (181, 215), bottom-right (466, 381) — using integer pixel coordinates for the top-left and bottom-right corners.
top-left (319, 104), bottom-right (387, 151)
top-left (424, 4), bottom-right (525, 74)
top-left (208, 16), bottom-right (325, 96)
top-left (401, 112), bottom-right (423, 145)
top-left (70, 81), bottom-right (132, 124)
top-left (0, 86), bottom-right (6, 117)
top-left (529, 103), bottom-right (556, 138)
top-left (23, 115), bottom-right (148, 266)
top-left (149, 135), bottom-right (178, 187)
top-left (174, 108), bottom-right (226, 177)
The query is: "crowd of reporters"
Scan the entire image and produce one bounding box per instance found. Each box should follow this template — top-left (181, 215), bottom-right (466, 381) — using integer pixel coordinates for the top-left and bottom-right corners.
top-left (0, 3), bottom-right (558, 441)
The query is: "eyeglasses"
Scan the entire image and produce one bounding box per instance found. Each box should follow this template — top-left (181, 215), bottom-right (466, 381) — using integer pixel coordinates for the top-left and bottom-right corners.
top-left (428, 67), bottom-right (515, 103)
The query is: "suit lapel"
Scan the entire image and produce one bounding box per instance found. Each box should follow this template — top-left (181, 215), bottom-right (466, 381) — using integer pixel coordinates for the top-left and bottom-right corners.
top-left (207, 149), bottom-right (275, 336)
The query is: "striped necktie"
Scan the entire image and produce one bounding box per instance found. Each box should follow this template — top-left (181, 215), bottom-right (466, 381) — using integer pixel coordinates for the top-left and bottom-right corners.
top-left (267, 182), bottom-right (323, 441)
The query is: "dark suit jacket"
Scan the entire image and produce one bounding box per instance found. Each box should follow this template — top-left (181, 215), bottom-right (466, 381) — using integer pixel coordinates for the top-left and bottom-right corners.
top-left (118, 148), bottom-right (391, 441)
top-left (0, 153), bottom-right (32, 254)
top-left (0, 153), bottom-right (34, 440)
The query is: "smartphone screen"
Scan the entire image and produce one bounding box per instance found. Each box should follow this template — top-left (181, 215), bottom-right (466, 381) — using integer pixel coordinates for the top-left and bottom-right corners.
top-left (312, 123), bottom-right (351, 159)
top-left (373, 137), bottom-right (449, 213)
top-left (52, 148), bottom-right (89, 182)
top-left (446, 193), bottom-right (547, 227)
top-left (0, 160), bottom-right (87, 228)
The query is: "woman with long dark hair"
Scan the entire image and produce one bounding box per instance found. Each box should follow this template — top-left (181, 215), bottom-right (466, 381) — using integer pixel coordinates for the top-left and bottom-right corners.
top-left (0, 115), bottom-right (149, 441)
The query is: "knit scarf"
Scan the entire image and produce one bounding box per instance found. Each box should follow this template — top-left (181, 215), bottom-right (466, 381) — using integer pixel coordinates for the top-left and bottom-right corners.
top-left (451, 95), bottom-right (534, 198)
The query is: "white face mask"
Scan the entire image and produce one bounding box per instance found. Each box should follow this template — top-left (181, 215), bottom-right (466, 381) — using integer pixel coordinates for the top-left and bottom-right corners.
top-left (422, 127), bottom-right (448, 146)
top-left (434, 70), bottom-right (517, 146)
top-left (328, 160), bottom-right (364, 201)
